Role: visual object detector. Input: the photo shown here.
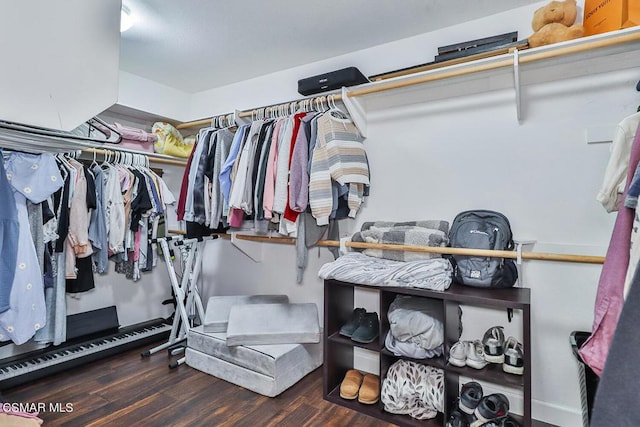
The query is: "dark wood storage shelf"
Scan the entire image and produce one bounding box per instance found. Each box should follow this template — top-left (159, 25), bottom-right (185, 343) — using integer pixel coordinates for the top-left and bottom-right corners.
top-left (328, 332), bottom-right (382, 352)
top-left (445, 362), bottom-right (525, 388)
top-left (323, 279), bottom-right (532, 427)
top-left (326, 386), bottom-right (444, 426)
top-left (327, 279), bottom-right (530, 309)
top-left (380, 348), bottom-right (446, 370)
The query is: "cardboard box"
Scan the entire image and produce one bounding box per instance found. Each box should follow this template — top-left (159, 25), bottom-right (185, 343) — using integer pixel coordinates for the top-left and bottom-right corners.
top-left (583, 0), bottom-right (640, 36)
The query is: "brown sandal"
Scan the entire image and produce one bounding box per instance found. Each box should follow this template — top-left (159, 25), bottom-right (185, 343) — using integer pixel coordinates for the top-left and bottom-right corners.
top-left (339, 369), bottom-right (363, 400)
top-left (357, 373), bottom-right (380, 404)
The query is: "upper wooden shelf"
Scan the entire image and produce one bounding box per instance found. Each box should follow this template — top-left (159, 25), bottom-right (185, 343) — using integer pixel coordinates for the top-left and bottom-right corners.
top-left (345, 26), bottom-right (640, 119)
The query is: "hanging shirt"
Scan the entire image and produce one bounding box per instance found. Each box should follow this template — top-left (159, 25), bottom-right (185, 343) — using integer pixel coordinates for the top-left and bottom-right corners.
top-left (0, 153), bottom-right (63, 345)
top-left (65, 159), bottom-right (92, 280)
top-left (0, 152), bottom-right (19, 314)
top-left (105, 164), bottom-right (125, 254)
top-left (184, 128), bottom-right (215, 222)
top-left (263, 119), bottom-right (283, 220)
top-left (220, 125), bottom-right (250, 217)
top-left (89, 165), bottom-right (109, 274)
top-left (597, 111), bottom-right (640, 212)
top-left (273, 117), bottom-right (294, 214)
top-left (229, 120), bottom-right (264, 214)
top-left (209, 128), bottom-right (235, 229)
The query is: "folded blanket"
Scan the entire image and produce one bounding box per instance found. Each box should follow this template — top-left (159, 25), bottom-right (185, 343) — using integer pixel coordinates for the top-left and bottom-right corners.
top-left (114, 123), bottom-right (157, 143)
top-left (388, 295), bottom-right (444, 351)
top-left (385, 330), bottom-right (443, 359)
top-left (360, 220), bottom-right (449, 233)
top-left (351, 220), bottom-right (449, 262)
top-left (318, 252), bottom-right (452, 291)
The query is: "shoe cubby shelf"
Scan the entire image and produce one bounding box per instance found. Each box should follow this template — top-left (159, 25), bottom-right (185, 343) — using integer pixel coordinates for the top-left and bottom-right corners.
top-left (323, 279), bottom-right (532, 427)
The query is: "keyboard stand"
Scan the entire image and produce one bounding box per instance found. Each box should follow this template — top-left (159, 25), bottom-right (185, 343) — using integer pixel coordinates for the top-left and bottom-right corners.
top-left (142, 235), bottom-right (213, 368)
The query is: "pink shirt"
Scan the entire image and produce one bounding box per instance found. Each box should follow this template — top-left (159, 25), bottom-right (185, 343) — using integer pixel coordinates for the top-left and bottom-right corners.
top-left (262, 119), bottom-right (283, 220)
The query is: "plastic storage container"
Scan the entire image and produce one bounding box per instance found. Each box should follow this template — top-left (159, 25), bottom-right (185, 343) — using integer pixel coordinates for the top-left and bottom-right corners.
top-left (570, 331), bottom-right (600, 427)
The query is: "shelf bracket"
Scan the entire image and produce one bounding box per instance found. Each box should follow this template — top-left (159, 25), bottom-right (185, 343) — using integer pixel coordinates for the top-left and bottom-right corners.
top-left (513, 239), bottom-right (536, 288)
top-left (513, 48), bottom-right (522, 123)
top-left (342, 87), bottom-right (368, 137)
top-left (230, 232), bottom-right (264, 262)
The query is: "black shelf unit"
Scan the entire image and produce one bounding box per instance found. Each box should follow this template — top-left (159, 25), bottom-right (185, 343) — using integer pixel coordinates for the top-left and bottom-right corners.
top-left (323, 279), bottom-right (532, 427)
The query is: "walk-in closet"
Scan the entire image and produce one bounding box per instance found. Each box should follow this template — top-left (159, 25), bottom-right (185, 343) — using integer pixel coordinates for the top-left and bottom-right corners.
top-left (0, 1), bottom-right (638, 426)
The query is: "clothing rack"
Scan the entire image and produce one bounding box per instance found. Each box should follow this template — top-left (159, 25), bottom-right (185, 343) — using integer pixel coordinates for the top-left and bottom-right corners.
top-left (175, 28), bottom-right (640, 132)
top-left (175, 93), bottom-right (343, 130)
top-left (82, 147), bottom-right (187, 167)
top-left (0, 118), bottom-right (188, 166)
top-left (228, 233), bottom-right (605, 264)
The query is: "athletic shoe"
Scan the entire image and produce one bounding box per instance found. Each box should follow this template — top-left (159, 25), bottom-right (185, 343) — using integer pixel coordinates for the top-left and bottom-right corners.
top-left (351, 312), bottom-right (379, 343)
top-left (447, 406), bottom-right (474, 427)
top-left (339, 307), bottom-right (366, 338)
top-left (482, 326), bottom-right (506, 363)
top-left (459, 381), bottom-right (483, 415)
top-left (502, 416), bottom-right (522, 427)
top-left (466, 340), bottom-right (489, 370)
top-left (472, 393), bottom-right (509, 426)
top-left (502, 336), bottom-right (524, 375)
top-left (479, 415), bottom-right (521, 427)
top-left (448, 340), bottom-right (469, 367)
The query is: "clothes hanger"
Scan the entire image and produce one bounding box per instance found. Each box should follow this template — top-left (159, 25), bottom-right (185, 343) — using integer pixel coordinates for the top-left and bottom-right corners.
top-left (328, 94), bottom-right (348, 119)
top-left (89, 149), bottom-right (99, 169)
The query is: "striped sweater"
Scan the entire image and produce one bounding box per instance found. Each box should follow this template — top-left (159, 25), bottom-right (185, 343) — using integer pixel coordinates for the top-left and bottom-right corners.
top-left (310, 112), bottom-right (369, 224)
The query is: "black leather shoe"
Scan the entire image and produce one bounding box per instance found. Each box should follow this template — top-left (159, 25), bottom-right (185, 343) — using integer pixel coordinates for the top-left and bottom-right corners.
top-left (339, 307), bottom-right (366, 338)
top-left (351, 312), bottom-right (379, 343)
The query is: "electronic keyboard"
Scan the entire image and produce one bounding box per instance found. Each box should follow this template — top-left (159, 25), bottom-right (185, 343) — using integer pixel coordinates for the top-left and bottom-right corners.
top-left (0, 318), bottom-right (171, 389)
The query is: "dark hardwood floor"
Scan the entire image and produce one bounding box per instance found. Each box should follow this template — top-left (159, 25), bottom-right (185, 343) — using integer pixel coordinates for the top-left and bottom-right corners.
top-left (2, 340), bottom-right (396, 427)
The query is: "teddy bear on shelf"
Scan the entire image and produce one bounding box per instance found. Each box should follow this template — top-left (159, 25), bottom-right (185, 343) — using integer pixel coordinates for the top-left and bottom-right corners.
top-left (528, 0), bottom-right (584, 48)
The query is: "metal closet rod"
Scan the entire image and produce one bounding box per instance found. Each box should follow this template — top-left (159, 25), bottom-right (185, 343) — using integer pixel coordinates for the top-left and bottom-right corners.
top-left (175, 93), bottom-right (343, 130)
top-left (83, 147), bottom-right (188, 167)
top-left (173, 232), bottom-right (604, 264)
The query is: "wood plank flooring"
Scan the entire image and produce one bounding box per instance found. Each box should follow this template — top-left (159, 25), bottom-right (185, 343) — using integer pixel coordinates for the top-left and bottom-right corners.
top-left (1, 340), bottom-right (395, 427)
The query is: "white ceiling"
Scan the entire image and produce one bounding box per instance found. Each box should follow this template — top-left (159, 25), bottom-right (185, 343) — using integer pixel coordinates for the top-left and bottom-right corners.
top-left (119, 0), bottom-right (540, 94)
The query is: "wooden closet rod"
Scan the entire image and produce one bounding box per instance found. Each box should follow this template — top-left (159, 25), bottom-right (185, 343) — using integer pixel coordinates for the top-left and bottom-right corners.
top-left (232, 233), bottom-right (605, 264)
top-left (176, 29), bottom-right (640, 131)
top-left (175, 93), bottom-right (343, 130)
top-left (347, 30), bottom-right (640, 98)
top-left (83, 147), bottom-right (188, 167)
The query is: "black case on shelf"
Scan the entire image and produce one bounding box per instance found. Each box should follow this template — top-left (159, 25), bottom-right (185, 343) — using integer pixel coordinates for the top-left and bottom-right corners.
top-left (297, 67), bottom-right (369, 96)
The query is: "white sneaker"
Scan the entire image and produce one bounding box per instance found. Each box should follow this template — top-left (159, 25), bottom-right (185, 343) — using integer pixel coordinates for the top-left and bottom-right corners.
top-left (448, 340), bottom-right (488, 369)
top-left (466, 340), bottom-right (489, 369)
top-left (448, 340), bottom-right (468, 367)
top-left (502, 336), bottom-right (524, 375)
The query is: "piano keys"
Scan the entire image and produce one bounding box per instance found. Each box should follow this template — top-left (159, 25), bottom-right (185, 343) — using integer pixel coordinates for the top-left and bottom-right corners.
top-left (0, 318), bottom-right (171, 389)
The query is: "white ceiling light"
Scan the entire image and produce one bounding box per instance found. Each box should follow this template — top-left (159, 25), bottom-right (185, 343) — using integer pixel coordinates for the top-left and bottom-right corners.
top-left (120, 5), bottom-right (134, 32)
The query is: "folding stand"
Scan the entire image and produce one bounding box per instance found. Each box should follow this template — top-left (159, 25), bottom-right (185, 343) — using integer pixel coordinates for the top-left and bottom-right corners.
top-left (141, 235), bottom-right (216, 368)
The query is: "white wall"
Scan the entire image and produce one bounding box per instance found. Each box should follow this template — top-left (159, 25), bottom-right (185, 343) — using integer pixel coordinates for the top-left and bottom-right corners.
top-left (160, 3), bottom-right (640, 426)
top-left (0, 0), bottom-right (121, 131)
top-left (187, 1), bottom-right (555, 120)
top-left (117, 71), bottom-right (192, 123)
